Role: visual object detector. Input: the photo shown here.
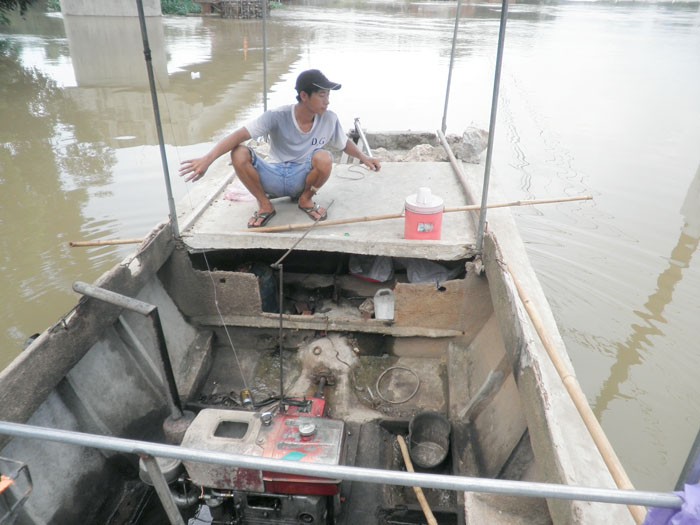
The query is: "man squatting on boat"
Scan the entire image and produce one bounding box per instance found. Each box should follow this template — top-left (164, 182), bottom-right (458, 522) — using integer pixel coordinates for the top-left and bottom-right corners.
top-left (179, 69), bottom-right (382, 228)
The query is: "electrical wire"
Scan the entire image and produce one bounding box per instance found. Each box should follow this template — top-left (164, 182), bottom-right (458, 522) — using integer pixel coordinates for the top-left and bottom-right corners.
top-left (156, 79), bottom-right (252, 397)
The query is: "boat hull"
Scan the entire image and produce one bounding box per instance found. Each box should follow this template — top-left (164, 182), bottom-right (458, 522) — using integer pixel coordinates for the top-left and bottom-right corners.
top-left (0, 133), bottom-right (632, 524)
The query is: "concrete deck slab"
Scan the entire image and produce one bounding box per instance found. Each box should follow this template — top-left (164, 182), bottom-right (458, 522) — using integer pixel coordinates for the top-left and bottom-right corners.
top-left (178, 161), bottom-right (479, 260)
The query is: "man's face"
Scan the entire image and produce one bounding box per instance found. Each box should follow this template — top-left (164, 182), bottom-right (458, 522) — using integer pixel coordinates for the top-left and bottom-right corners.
top-left (306, 89), bottom-right (330, 114)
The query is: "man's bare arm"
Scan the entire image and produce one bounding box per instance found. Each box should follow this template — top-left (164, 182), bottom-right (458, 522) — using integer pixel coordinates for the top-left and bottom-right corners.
top-left (343, 139), bottom-right (381, 172)
top-left (179, 127), bottom-right (252, 182)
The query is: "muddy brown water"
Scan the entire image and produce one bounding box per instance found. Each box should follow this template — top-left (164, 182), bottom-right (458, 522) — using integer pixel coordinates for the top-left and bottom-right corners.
top-left (1, 1), bottom-right (699, 491)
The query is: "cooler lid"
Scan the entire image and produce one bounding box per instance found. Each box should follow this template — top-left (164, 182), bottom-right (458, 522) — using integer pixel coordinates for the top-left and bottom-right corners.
top-left (405, 187), bottom-right (444, 214)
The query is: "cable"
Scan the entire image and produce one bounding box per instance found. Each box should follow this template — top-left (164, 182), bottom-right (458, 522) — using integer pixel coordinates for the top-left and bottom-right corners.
top-left (336, 164), bottom-right (367, 181)
top-left (375, 366), bottom-right (421, 405)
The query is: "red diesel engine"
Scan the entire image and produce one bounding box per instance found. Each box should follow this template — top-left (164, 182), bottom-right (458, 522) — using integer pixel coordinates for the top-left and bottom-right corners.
top-left (180, 398), bottom-right (345, 524)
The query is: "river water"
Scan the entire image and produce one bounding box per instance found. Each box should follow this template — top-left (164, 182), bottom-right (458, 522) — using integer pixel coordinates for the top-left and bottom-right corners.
top-left (1, 0), bottom-right (699, 492)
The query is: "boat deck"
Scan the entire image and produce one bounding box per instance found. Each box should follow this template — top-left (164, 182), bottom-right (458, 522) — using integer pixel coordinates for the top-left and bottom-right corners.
top-left (190, 331), bottom-right (469, 525)
top-left (177, 160), bottom-right (479, 261)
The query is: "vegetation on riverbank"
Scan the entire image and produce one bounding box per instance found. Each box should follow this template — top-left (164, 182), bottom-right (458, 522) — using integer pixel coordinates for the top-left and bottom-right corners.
top-left (0, 0), bottom-right (31, 23)
top-left (162, 0), bottom-right (201, 15)
top-left (3, 0), bottom-right (281, 22)
top-left (163, 0), bottom-right (282, 15)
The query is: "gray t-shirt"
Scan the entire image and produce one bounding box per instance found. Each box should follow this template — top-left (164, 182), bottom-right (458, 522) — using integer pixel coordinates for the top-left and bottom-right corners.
top-left (244, 104), bottom-right (347, 163)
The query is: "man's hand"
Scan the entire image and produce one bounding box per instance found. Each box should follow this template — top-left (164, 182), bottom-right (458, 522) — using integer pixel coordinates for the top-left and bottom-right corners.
top-left (179, 157), bottom-right (211, 182)
top-left (179, 128), bottom-right (250, 182)
top-left (343, 140), bottom-right (382, 172)
top-left (361, 155), bottom-right (382, 172)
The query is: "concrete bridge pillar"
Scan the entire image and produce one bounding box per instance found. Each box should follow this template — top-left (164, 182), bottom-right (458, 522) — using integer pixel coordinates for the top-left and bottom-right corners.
top-left (59, 0), bottom-right (161, 16)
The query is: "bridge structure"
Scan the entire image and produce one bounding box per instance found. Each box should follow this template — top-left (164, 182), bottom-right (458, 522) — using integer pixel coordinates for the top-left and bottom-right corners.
top-left (58, 0), bottom-right (265, 19)
top-left (59, 0), bottom-right (161, 16)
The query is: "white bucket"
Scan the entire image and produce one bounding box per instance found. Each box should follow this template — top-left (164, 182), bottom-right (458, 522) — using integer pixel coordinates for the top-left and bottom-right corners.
top-left (374, 289), bottom-right (395, 320)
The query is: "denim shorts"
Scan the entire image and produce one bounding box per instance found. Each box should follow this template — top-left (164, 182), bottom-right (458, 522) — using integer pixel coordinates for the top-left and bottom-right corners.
top-left (250, 148), bottom-right (318, 199)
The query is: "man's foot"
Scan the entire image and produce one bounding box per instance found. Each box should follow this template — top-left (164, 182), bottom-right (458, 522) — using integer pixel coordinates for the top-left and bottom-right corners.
top-left (248, 210), bottom-right (276, 228)
top-left (298, 203), bottom-right (327, 221)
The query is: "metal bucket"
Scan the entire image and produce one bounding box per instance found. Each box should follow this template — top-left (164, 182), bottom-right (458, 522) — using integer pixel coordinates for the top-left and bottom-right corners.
top-left (408, 411), bottom-right (451, 469)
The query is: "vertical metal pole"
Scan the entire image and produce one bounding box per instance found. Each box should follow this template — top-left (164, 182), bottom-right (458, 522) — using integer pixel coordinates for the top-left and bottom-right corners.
top-left (269, 218), bottom-right (330, 413)
top-left (442, 0), bottom-right (463, 133)
top-left (141, 455), bottom-right (186, 525)
top-left (136, 0), bottom-right (180, 238)
top-left (676, 425), bottom-right (700, 490)
top-left (476, 0), bottom-right (510, 252)
top-left (277, 264), bottom-right (285, 411)
top-left (354, 118), bottom-right (373, 157)
top-left (262, 0), bottom-right (268, 111)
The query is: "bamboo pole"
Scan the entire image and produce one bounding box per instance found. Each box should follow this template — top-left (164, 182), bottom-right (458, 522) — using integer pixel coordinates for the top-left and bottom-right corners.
top-left (252, 195), bottom-right (592, 233)
top-left (69, 239), bottom-right (144, 248)
top-left (506, 266), bottom-right (646, 524)
top-left (396, 435), bottom-right (438, 525)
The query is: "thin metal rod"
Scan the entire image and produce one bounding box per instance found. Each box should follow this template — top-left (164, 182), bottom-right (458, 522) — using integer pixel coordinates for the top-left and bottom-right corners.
top-left (73, 281), bottom-right (154, 316)
top-left (268, 200), bottom-right (335, 411)
top-left (354, 118), bottom-right (373, 157)
top-left (270, 200), bottom-right (335, 257)
top-left (262, 0), bottom-right (268, 111)
top-left (135, 0), bottom-right (179, 238)
top-left (141, 455), bottom-right (186, 525)
top-left (72, 281), bottom-right (183, 419)
top-left (442, 0), bottom-right (463, 133)
top-left (276, 264), bottom-right (285, 412)
top-left (677, 424), bottom-right (700, 489)
top-left (0, 421), bottom-right (682, 510)
top-left (476, 0), bottom-right (509, 253)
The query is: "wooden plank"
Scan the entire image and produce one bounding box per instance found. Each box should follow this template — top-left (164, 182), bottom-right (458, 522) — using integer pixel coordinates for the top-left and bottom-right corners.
top-left (191, 314), bottom-right (464, 338)
top-left (394, 271), bottom-right (491, 336)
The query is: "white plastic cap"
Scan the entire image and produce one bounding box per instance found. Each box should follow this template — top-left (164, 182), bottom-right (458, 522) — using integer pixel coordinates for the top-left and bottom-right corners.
top-left (417, 187), bottom-right (432, 204)
top-left (405, 187), bottom-right (444, 214)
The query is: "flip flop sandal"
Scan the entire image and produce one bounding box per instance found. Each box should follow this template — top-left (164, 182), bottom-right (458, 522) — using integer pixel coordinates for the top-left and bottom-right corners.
top-left (298, 203), bottom-right (327, 222)
top-left (248, 210), bottom-right (276, 228)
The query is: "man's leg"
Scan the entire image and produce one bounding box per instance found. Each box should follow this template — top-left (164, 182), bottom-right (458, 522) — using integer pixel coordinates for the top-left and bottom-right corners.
top-left (297, 150), bottom-right (332, 220)
top-left (231, 146), bottom-right (275, 227)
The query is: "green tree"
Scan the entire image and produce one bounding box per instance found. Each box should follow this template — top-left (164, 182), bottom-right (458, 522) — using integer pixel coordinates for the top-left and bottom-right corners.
top-left (1, 0), bottom-right (35, 24)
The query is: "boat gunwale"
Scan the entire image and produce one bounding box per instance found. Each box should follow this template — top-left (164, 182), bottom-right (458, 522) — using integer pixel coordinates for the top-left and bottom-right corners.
top-left (481, 231), bottom-right (635, 524)
top-left (0, 221), bottom-right (175, 449)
